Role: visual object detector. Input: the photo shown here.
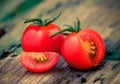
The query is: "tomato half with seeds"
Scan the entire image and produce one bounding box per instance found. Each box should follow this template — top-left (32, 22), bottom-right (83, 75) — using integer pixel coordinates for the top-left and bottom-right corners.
top-left (51, 18), bottom-right (105, 69)
top-left (21, 13), bottom-right (64, 53)
top-left (20, 52), bottom-right (60, 72)
top-left (61, 29), bottom-right (105, 69)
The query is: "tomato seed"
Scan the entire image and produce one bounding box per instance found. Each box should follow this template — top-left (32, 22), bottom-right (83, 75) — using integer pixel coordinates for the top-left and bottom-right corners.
top-left (33, 55), bottom-right (48, 63)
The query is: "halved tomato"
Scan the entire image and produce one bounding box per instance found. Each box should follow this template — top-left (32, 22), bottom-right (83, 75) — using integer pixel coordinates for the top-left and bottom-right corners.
top-left (20, 52), bottom-right (60, 72)
top-left (51, 18), bottom-right (105, 70)
top-left (61, 28), bottom-right (105, 69)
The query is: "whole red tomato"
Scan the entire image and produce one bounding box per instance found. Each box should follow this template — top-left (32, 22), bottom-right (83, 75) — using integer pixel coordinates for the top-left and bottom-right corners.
top-left (20, 52), bottom-right (60, 72)
top-left (51, 18), bottom-right (105, 69)
top-left (21, 13), bottom-right (64, 53)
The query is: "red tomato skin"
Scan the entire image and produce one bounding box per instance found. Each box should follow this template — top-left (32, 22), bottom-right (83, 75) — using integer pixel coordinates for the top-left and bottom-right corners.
top-left (61, 33), bottom-right (93, 69)
top-left (20, 52), bottom-right (60, 72)
top-left (61, 28), bottom-right (105, 69)
top-left (21, 24), bottom-right (64, 53)
top-left (78, 29), bottom-right (105, 65)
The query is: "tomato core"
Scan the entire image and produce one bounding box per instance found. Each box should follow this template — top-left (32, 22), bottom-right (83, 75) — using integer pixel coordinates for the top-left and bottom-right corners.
top-left (33, 54), bottom-right (48, 63)
top-left (77, 33), bottom-right (97, 59)
top-left (83, 40), bottom-right (97, 58)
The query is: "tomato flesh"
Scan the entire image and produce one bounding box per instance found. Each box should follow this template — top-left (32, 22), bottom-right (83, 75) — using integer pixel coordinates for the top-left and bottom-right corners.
top-left (21, 24), bottom-right (64, 53)
top-left (20, 52), bottom-right (60, 72)
top-left (61, 28), bottom-right (105, 69)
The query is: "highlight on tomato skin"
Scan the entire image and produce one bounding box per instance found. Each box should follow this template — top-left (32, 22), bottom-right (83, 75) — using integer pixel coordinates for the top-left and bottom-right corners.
top-left (20, 52), bottom-right (60, 73)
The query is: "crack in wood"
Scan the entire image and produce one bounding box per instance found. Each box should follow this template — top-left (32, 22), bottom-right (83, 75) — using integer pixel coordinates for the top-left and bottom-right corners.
top-left (0, 0), bottom-right (120, 84)
top-left (93, 74), bottom-right (105, 84)
top-left (0, 29), bottom-right (6, 38)
top-left (0, 42), bottom-right (21, 60)
top-left (112, 62), bottom-right (120, 70)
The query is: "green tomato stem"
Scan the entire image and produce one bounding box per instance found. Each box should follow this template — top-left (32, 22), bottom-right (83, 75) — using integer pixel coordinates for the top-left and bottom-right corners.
top-left (44, 12), bottom-right (62, 26)
top-left (51, 18), bottom-right (81, 37)
top-left (50, 27), bottom-right (74, 37)
top-left (24, 12), bottom-right (62, 26)
top-left (24, 18), bottom-right (43, 24)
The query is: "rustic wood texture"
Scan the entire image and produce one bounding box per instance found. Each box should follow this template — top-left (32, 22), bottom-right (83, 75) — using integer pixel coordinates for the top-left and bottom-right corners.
top-left (0, 0), bottom-right (120, 84)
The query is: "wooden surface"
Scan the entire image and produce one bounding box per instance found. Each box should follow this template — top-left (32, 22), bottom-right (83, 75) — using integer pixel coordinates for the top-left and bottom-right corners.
top-left (0, 0), bottom-right (120, 84)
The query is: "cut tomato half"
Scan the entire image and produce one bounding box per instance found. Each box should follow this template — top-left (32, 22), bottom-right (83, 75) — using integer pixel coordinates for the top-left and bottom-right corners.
top-left (20, 52), bottom-right (60, 72)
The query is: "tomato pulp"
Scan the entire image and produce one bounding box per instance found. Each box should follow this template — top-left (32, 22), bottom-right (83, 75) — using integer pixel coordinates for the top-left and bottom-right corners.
top-left (20, 52), bottom-right (60, 72)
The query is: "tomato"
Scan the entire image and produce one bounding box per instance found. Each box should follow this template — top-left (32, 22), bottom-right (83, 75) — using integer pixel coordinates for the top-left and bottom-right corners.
top-left (20, 52), bottom-right (60, 72)
top-left (21, 13), bottom-right (64, 53)
top-left (61, 29), bottom-right (105, 69)
top-left (51, 18), bottom-right (105, 69)
top-left (22, 24), bottom-right (64, 53)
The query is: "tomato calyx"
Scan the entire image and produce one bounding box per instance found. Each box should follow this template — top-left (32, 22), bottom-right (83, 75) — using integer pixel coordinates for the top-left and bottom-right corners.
top-left (24, 12), bottom-right (62, 26)
top-left (51, 17), bottom-right (81, 37)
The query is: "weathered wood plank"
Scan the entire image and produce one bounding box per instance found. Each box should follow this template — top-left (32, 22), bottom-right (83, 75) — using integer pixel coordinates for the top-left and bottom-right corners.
top-left (0, 0), bottom-right (120, 84)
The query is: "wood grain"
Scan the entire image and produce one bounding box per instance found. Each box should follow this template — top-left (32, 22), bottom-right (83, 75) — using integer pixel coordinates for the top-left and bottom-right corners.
top-left (0, 0), bottom-right (120, 84)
